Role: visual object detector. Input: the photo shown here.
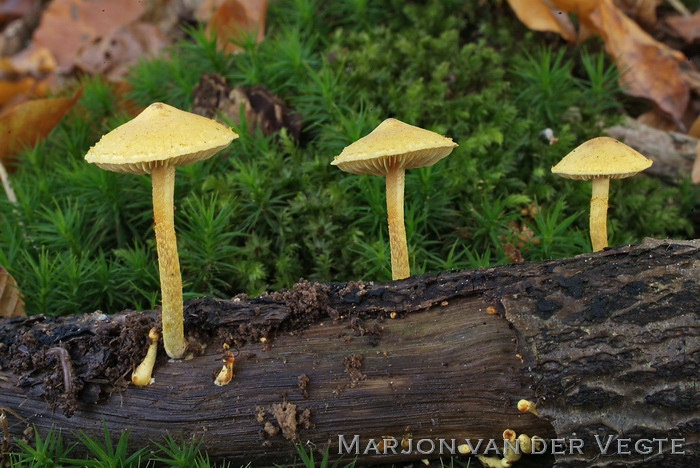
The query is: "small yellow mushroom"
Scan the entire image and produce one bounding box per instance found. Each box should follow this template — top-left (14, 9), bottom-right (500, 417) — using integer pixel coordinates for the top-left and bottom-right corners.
top-left (132, 328), bottom-right (160, 386)
top-left (517, 434), bottom-right (532, 454)
top-left (531, 435), bottom-right (545, 453)
top-left (502, 429), bottom-right (521, 463)
top-left (457, 443), bottom-right (472, 454)
top-left (475, 455), bottom-right (510, 468)
top-left (214, 350), bottom-right (235, 386)
top-left (517, 399), bottom-right (538, 416)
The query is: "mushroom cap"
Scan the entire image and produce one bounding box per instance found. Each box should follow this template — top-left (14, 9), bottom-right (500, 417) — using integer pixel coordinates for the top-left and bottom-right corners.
top-left (551, 136), bottom-right (652, 180)
top-left (85, 102), bottom-right (238, 174)
top-left (330, 118), bottom-right (457, 176)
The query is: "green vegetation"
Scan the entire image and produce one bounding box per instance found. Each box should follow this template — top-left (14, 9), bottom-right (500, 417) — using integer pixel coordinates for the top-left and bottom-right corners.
top-left (9, 426), bottom-right (242, 467)
top-left (0, 0), bottom-right (697, 316)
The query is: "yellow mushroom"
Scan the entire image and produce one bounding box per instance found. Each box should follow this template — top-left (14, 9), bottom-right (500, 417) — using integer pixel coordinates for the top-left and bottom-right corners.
top-left (85, 103), bottom-right (237, 359)
top-left (552, 137), bottom-right (652, 252)
top-left (502, 429), bottom-right (521, 463)
top-left (214, 350), bottom-right (235, 386)
top-left (132, 328), bottom-right (160, 386)
top-left (517, 434), bottom-right (532, 454)
top-left (331, 118), bottom-right (457, 280)
top-left (517, 399), bottom-right (538, 416)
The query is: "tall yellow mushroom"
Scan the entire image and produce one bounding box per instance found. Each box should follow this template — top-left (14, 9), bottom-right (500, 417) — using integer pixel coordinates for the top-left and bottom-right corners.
top-left (331, 118), bottom-right (457, 280)
top-left (552, 137), bottom-right (652, 252)
top-left (85, 103), bottom-right (237, 359)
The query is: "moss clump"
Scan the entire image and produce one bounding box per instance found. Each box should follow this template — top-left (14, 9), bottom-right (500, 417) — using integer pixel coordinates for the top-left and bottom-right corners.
top-left (1, 0), bottom-right (696, 316)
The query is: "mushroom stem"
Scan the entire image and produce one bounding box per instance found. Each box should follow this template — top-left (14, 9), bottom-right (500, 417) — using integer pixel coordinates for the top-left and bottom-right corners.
top-left (385, 164), bottom-right (409, 280)
top-left (590, 178), bottom-right (610, 252)
top-left (151, 165), bottom-right (186, 359)
top-left (132, 328), bottom-right (160, 386)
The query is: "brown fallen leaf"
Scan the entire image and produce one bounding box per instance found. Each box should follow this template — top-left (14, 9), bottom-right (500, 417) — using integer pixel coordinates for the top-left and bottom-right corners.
top-left (0, 46), bottom-right (57, 75)
top-left (614, 0), bottom-right (661, 27)
top-left (0, 0), bottom-right (33, 25)
top-left (589, 0), bottom-right (689, 126)
top-left (689, 116), bottom-right (700, 139)
top-left (31, 0), bottom-right (147, 72)
top-left (0, 265), bottom-right (25, 318)
top-left (76, 22), bottom-right (170, 81)
top-left (507, 0), bottom-right (576, 41)
top-left (0, 76), bottom-right (36, 108)
top-left (666, 11), bottom-right (700, 43)
top-left (0, 88), bottom-right (82, 164)
top-left (206, 0), bottom-right (268, 54)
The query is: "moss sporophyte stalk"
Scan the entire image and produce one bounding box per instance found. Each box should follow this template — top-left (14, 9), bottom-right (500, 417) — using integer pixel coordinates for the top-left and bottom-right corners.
top-left (84, 102), bottom-right (237, 360)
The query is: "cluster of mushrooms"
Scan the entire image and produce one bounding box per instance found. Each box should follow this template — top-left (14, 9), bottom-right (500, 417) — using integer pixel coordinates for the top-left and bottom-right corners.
top-left (83, 103), bottom-right (652, 389)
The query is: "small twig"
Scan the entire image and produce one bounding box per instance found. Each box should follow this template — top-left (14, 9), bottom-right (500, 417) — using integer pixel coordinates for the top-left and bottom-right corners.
top-left (46, 347), bottom-right (74, 394)
top-left (667, 0), bottom-right (692, 17)
top-left (0, 161), bottom-right (16, 204)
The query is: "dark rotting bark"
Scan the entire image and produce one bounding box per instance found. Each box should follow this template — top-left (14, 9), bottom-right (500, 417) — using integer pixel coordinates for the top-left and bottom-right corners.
top-left (0, 238), bottom-right (698, 467)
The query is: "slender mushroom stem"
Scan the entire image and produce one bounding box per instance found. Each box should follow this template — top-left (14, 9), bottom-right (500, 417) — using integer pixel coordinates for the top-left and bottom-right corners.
top-left (132, 328), bottom-right (160, 386)
top-left (151, 165), bottom-right (186, 359)
top-left (386, 164), bottom-right (410, 280)
top-left (590, 178), bottom-right (610, 252)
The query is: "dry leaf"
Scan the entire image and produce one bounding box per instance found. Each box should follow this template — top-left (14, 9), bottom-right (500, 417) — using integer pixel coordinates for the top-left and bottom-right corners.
top-left (507, 0), bottom-right (576, 41)
top-left (666, 11), bottom-right (700, 43)
top-left (0, 265), bottom-right (25, 318)
top-left (0, 46), bottom-right (57, 75)
top-left (614, 0), bottom-right (661, 26)
top-left (0, 0), bottom-right (33, 24)
top-left (637, 110), bottom-right (679, 132)
top-left (76, 22), bottom-right (169, 81)
top-left (589, 0), bottom-right (689, 126)
top-left (0, 76), bottom-right (36, 108)
top-left (31, 0), bottom-right (147, 71)
top-left (206, 0), bottom-right (268, 54)
top-left (0, 88), bottom-right (82, 164)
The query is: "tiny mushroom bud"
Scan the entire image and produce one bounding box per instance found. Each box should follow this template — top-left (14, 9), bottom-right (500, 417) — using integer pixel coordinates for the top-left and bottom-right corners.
top-left (331, 118), bottom-right (457, 280)
top-left (518, 434), bottom-right (532, 454)
top-left (457, 443), bottom-right (472, 454)
top-left (517, 399), bottom-right (538, 416)
top-left (85, 103), bottom-right (237, 359)
top-left (502, 429), bottom-right (521, 463)
top-left (214, 350), bottom-right (235, 386)
top-left (132, 328), bottom-right (160, 386)
top-left (552, 137), bottom-right (652, 252)
top-left (476, 455), bottom-right (510, 468)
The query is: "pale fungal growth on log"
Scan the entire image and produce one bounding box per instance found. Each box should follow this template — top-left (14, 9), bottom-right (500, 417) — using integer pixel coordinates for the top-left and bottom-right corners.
top-left (502, 429), bottom-right (521, 463)
top-left (551, 136), bottom-right (652, 252)
top-left (517, 398), bottom-right (538, 416)
top-left (85, 102), bottom-right (237, 359)
top-left (131, 328), bottom-right (160, 386)
top-left (214, 350), bottom-right (235, 386)
top-left (517, 434), bottom-right (532, 454)
top-left (331, 118), bottom-right (457, 280)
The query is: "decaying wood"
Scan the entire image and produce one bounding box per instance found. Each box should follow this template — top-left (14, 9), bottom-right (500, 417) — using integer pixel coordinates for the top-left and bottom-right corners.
top-left (0, 238), bottom-right (699, 467)
top-left (605, 117), bottom-right (698, 183)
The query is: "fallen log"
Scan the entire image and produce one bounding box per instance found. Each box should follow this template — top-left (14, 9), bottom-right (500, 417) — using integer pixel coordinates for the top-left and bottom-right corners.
top-left (0, 238), bottom-right (698, 467)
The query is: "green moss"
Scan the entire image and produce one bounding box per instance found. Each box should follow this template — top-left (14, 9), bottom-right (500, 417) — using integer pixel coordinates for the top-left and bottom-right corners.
top-left (1, 0), bottom-right (696, 316)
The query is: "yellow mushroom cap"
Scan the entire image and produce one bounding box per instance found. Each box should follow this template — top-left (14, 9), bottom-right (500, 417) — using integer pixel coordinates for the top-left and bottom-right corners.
top-left (551, 136), bottom-right (652, 180)
top-left (330, 118), bottom-right (457, 176)
top-left (85, 102), bottom-right (238, 174)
